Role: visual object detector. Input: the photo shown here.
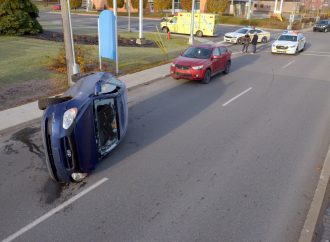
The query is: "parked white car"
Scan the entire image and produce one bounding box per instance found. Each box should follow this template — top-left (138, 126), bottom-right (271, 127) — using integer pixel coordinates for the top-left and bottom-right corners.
top-left (224, 27), bottom-right (271, 44)
top-left (271, 31), bottom-right (306, 55)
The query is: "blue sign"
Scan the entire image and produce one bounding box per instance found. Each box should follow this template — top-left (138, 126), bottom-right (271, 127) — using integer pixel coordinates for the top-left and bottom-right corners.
top-left (99, 10), bottom-right (116, 60)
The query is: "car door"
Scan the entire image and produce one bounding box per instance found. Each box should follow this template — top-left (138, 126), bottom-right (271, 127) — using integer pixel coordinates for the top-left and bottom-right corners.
top-left (219, 46), bottom-right (229, 70)
top-left (211, 47), bottom-right (222, 73)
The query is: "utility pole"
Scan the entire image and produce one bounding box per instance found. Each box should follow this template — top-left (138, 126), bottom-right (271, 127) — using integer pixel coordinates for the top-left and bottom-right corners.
top-left (60, 0), bottom-right (74, 86)
top-left (172, 0), bottom-right (175, 15)
top-left (127, 0), bottom-right (131, 32)
top-left (188, 0), bottom-right (195, 45)
top-left (136, 0), bottom-right (144, 44)
top-left (114, 0), bottom-right (119, 75)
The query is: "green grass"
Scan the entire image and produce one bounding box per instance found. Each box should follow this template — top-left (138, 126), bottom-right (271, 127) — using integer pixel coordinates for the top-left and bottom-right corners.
top-left (0, 32), bottom-right (189, 85)
top-left (0, 36), bottom-right (63, 85)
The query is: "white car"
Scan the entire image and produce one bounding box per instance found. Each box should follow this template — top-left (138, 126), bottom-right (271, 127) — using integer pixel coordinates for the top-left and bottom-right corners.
top-left (271, 31), bottom-right (306, 55)
top-left (224, 27), bottom-right (271, 44)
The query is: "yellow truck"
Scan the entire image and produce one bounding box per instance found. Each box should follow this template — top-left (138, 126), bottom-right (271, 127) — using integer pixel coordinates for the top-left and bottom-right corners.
top-left (160, 12), bottom-right (217, 37)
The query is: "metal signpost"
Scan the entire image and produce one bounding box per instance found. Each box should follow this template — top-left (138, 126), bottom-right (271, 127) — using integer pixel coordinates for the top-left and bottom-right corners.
top-left (98, 10), bottom-right (117, 73)
top-left (189, 0), bottom-right (196, 45)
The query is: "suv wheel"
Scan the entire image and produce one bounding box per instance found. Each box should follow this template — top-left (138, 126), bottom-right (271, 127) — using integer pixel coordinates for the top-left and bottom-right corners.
top-left (201, 69), bottom-right (211, 84)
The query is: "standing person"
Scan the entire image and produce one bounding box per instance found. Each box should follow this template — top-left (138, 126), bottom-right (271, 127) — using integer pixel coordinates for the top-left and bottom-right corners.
top-left (242, 34), bottom-right (251, 53)
top-left (251, 33), bottom-right (258, 54)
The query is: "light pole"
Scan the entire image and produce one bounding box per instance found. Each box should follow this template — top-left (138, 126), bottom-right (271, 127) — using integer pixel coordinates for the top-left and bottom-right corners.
top-left (189, 0), bottom-right (195, 45)
top-left (137, 0), bottom-right (144, 44)
top-left (172, 0), bottom-right (175, 15)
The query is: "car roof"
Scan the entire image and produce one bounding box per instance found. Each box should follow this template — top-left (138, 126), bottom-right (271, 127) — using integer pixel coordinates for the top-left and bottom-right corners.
top-left (192, 43), bottom-right (226, 48)
top-left (281, 30), bottom-right (301, 36)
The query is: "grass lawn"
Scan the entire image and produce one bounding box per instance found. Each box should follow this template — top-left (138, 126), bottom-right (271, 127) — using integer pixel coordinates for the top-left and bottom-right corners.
top-left (0, 36), bottom-right (63, 85)
top-left (0, 32), bottom-right (188, 85)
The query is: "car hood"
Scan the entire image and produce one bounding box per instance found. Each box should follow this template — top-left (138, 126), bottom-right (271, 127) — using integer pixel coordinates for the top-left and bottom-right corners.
top-left (225, 32), bottom-right (243, 38)
top-left (173, 56), bottom-right (209, 67)
top-left (273, 40), bottom-right (297, 47)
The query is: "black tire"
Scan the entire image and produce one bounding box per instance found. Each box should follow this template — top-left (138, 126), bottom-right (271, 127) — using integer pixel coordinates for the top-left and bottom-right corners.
top-left (237, 38), bottom-right (242, 44)
top-left (201, 69), bottom-right (211, 84)
top-left (294, 47), bottom-right (299, 55)
top-left (223, 61), bottom-right (231, 74)
top-left (38, 96), bottom-right (72, 110)
top-left (162, 27), bottom-right (169, 33)
top-left (261, 37), bottom-right (267, 43)
top-left (196, 30), bottom-right (203, 37)
top-left (325, 28), bottom-right (329, 33)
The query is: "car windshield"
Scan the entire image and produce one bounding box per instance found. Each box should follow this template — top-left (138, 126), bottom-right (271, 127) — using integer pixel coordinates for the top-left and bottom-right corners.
top-left (235, 28), bottom-right (249, 34)
top-left (318, 20), bottom-right (328, 24)
top-left (182, 47), bottom-right (212, 59)
top-left (278, 35), bottom-right (297, 42)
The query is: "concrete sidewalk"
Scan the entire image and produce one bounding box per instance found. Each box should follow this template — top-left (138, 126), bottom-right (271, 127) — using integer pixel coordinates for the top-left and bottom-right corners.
top-left (0, 63), bottom-right (171, 133)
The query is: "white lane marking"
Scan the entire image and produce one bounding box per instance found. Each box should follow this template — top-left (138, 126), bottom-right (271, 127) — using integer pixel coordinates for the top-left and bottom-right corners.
top-left (2, 177), bottom-right (109, 242)
top-left (222, 87), bottom-right (253, 107)
top-left (282, 60), bottom-right (295, 69)
top-left (302, 53), bottom-right (330, 57)
top-left (305, 51), bottom-right (330, 54)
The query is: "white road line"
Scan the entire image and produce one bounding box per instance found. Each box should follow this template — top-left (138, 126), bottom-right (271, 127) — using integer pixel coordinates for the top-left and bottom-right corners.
top-left (302, 53), bottom-right (330, 57)
top-left (222, 87), bottom-right (253, 107)
top-left (2, 177), bottom-right (109, 242)
top-left (282, 60), bottom-right (295, 69)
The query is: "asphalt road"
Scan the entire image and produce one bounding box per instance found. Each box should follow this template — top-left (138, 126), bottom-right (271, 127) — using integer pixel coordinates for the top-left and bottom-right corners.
top-left (38, 11), bottom-right (265, 41)
top-left (1, 32), bottom-right (330, 242)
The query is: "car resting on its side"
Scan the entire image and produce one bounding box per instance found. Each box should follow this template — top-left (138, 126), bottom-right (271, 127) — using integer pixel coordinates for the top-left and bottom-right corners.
top-left (38, 72), bottom-right (128, 183)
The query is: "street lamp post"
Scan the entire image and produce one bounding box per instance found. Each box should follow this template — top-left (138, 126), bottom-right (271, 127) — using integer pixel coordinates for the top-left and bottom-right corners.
top-left (246, 0), bottom-right (252, 20)
top-left (188, 0), bottom-right (195, 45)
top-left (136, 0), bottom-right (145, 44)
top-left (172, 0), bottom-right (175, 15)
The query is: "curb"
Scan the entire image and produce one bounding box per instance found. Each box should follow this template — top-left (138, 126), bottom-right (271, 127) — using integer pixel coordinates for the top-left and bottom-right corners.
top-left (299, 146), bottom-right (330, 242)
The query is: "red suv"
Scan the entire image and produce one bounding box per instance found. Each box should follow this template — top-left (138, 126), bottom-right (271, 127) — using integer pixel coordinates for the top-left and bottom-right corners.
top-left (170, 44), bottom-right (232, 84)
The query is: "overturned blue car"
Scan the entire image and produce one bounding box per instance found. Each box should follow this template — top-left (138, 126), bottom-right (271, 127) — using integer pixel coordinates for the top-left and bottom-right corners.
top-left (39, 72), bottom-right (128, 183)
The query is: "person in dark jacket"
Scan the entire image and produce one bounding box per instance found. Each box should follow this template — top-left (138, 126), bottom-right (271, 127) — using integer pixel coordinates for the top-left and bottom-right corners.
top-left (251, 33), bottom-right (258, 54)
top-left (242, 34), bottom-right (251, 53)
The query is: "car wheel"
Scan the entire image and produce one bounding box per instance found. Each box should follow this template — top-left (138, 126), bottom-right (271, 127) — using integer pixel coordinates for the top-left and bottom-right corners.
top-left (223, 61), bottom-right (231, 74)
top-left (38, 96), bottom-right (72, 110)
top-left (261, 37), bottom-right (267, 43)
top-left (196, 30), bottom-right (203, 37)
top-left (201, 69), bottom-right (211, 84)
top-left (237, 38), bottom-right (242, 44)
top-left (162, 27), bottom-right (169, 33)
top-left (295, 47), bottom-right (299, 55)
top-left (325, 28), bottom-right (329, 33)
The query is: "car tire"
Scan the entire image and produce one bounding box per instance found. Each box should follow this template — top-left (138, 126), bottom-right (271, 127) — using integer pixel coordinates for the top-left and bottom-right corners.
top-left (237, 38), bottom-right (242, 44)
top-left (294, 47), bottom-right (299, 55)
top-left (38, 96), bottom-right (72, 110)
top-left (162, 27), bottom-right (169, 33)
top-left (201, 69), bottom-right (211, 84)
top-left (196, 31), bottom-right (203, 37)
top-left (261, 37), bottom-right (267, 43)
top-left (223, 61), bottom-right (231, 74)
top-left (325, 28), bottom-right (329, 33)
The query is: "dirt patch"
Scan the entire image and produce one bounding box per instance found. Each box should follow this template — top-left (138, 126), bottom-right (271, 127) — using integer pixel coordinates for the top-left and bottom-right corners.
top-left (27, 30), bottom-right (157, 47)
top-left (0, 78), bottom-right (68, 111)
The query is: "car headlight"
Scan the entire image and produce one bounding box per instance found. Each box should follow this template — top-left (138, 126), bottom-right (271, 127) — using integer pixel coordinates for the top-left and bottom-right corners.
top-left (63, 107), bottom-right (78, 130)
top-left (171, 63), bottom-right (175, 67)
top-left (192, 65), bottom-right (203, 70)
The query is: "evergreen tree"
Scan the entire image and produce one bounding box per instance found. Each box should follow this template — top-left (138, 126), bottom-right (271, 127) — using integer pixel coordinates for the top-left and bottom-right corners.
top-left (0, 0), bottom-right (43, 35)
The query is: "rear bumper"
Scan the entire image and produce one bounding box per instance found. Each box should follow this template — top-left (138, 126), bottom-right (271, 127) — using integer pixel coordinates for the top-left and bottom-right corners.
top-left (313, 27), bottom-right (327, 32)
